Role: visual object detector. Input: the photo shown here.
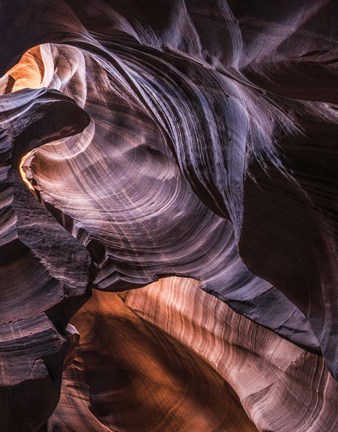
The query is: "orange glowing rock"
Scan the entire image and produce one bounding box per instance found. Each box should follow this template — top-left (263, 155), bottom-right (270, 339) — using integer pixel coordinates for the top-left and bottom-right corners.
top-left (6, 46), bottom-right (44, 92)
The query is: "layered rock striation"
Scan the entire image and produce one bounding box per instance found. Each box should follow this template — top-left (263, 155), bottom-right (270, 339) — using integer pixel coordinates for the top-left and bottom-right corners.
top-left (1, 1), bottom-right (338, 431)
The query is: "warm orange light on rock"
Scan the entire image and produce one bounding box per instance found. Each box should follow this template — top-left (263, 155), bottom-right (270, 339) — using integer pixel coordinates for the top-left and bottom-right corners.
top-left (19, 151), bottom-right (35, 191)
top-left (3, 46), bottom-right (44, 190)
top-left (6, 46), bottom-right (44, 92)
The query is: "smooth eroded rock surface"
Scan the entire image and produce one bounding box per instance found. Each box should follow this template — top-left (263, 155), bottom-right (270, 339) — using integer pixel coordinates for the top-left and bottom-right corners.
top-left (1, 1), bottom-right (338, 431)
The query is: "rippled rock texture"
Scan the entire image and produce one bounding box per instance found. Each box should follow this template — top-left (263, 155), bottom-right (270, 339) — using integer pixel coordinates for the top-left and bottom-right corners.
top-left (1, 1), bottom-right (338, 431)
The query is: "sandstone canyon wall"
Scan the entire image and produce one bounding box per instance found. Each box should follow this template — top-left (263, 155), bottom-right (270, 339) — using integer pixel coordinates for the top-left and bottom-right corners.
top-left (1, 1), bottom-right (338, 431)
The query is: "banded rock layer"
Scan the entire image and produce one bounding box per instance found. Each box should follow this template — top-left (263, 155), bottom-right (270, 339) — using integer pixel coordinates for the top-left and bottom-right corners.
top-left (50, 277), bottom-right (338, 432)
top-left (0, 1), bottom-right (338, 431)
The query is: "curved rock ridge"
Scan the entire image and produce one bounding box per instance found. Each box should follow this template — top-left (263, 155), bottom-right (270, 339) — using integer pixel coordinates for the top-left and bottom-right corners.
top-left (5, 0), bottom-right (337, 374)
top-left (50, 277), bottom-right (338, 432)
top-left (19, 42), bottom-right (317, 355)
top-left (0, 1), bottom-right (338, 430)
top-left (0, 85), bottom-right (91, 430)
top-left (50, 281), bottom-right (259, 432)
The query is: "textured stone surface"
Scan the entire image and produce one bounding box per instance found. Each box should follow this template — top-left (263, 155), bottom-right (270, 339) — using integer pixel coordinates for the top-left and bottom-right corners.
top-left (0, 74), bottom-right (91, 431)
top-left (1, 1), bottom-right (338, 431)
top-left (49, 277), bottom-right (338, 432)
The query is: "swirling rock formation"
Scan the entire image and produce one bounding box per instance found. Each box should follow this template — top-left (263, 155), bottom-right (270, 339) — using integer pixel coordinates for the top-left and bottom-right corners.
top-left (1, 0), bottom-right (338, 431)
top-left (0, 85), bottom-right (91, 430)
top-left (50, 279), bottom-right (259, 432)
top-left (50, 277), bottom-right (338, 432)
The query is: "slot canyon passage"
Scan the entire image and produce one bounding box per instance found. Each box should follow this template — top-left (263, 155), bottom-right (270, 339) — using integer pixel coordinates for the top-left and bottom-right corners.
top-left (1, 0), bottom-right (338, 431)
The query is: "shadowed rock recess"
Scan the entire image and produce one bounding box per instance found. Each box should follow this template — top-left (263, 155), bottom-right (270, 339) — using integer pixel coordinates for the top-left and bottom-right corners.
top-left (0, 1), bottom-right (338, 431)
